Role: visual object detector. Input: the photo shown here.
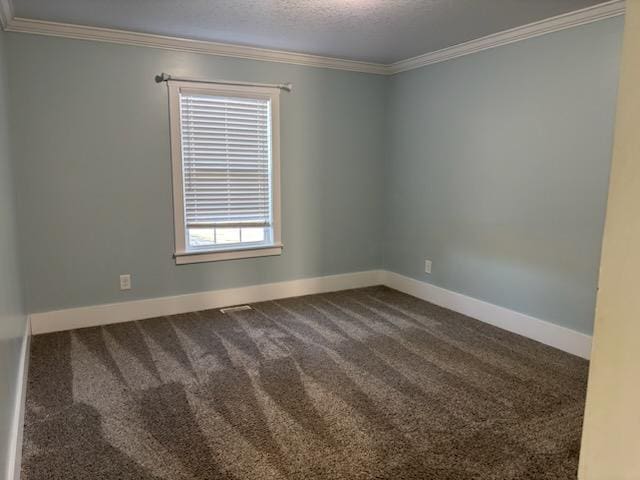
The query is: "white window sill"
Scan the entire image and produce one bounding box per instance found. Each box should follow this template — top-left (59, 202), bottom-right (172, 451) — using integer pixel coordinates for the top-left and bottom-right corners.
top-left (174, 243), bottom-right (283, 264)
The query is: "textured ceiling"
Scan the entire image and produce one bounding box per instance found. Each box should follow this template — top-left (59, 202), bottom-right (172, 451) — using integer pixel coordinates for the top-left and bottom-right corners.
top-left (12, 0), bottom-right (608, 63)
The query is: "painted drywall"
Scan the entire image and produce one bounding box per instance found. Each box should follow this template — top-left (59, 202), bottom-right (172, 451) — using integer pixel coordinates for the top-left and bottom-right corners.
top-left (0, 30), bottom-right (27, 480)
top-left (4, 15), bottom-right (624, 341)
top-left (384, 17), bottom-right (623, 335)
top-left (579, 1), bottom-right (640, 477)
top-left (7, 33), bottom-right (387, 313)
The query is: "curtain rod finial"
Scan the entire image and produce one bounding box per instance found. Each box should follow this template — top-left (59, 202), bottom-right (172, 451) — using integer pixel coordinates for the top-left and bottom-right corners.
top-left (155, 73), bottom-right (171, 83)
top-left (284, 83), bottom-right (293, 92)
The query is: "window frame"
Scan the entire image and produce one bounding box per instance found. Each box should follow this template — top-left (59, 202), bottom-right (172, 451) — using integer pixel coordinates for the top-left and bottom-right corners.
top-left (168, 81), bottom-right (282, 264)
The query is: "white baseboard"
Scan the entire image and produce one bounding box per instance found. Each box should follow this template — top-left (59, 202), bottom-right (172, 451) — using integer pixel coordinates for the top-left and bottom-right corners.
top-left (29, 269), bottom-right (592, 359)
top-left (381, 271), bottom-right (592, 359)
top-left (6, 316), bottom-right (30, 480)
top-left (30, 270), bottom-right (385, 335)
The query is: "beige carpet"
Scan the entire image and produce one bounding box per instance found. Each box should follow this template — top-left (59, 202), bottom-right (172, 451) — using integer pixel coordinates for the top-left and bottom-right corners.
top-left (22, 286), bottom-right (588, 479)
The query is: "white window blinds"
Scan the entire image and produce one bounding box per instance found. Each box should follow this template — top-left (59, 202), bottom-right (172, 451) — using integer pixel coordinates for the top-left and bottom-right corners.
top-left (179, 92), bottom-right (272, 228)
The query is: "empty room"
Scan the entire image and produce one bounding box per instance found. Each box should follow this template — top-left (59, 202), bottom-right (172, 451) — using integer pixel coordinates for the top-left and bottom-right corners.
top-left (1, 0), bottom-right (639, 479)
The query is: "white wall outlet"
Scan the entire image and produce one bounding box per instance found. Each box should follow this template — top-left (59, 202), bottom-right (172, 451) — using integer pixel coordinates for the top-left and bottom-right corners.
top-left (119, 274), bottom-right (132, 290)
top-left (424, 260), bottom-right (432, 274)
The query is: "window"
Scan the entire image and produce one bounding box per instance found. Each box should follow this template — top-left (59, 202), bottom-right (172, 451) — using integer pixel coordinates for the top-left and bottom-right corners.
top-left (168, 81), bottom-right (282, 264)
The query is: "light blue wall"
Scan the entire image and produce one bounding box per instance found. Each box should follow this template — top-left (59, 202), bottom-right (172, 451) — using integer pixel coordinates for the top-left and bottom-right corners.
top-left (0, 30), bottom-right (27, 478)
top-left (7, 33), bottom-right (387, 313)
top-left (384, 18), bottom-right (624, 335)
top-left (4, 18), bottom-right (624, 338)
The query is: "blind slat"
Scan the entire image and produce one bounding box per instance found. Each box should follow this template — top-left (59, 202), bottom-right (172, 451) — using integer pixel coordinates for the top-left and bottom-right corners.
top-left (184, 95), bottom-right (269, 106)
top-left (182, 134), bottom-right (269, 142)
top-left (183, 154), bottom-right (269, 160)
top-left (181, 118), bottom-right (269, 127)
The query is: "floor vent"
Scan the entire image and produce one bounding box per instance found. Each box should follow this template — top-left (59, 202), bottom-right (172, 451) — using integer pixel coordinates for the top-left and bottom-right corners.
top-left (220, 305), bottom-right (252, 314)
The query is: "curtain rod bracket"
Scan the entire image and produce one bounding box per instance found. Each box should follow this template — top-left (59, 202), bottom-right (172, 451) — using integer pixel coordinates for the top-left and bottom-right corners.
top-left (155, 72), bottom-right (292, 92)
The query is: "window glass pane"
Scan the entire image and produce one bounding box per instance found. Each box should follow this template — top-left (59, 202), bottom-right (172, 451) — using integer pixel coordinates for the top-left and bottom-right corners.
top-left (215, 227), bottom-right (241, 244)
top-left (188, 228), bottom-right (215, 247)
top-left (241, 227), bottom-right (265, 243)
top-left (188, 226), bottom-right (271, 249)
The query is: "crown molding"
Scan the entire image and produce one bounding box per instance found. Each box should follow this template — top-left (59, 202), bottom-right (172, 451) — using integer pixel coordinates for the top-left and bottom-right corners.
top-left (0, 0), bottom-right (13, 30)
top-left (389, 0), bottom-right (625, 74)
top-left (2, 0), bottom-right (626, 75)
top-left (4, 17), bottom-right (390, 75)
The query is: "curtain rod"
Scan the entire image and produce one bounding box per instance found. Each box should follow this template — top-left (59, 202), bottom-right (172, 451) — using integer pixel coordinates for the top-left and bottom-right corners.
top-left (155, 72), bottom-right (293, 92)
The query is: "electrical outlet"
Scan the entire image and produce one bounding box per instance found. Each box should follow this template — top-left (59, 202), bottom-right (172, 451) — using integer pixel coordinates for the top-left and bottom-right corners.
top-left (424, 260), bottom-right (432, 274)
top-left (120, 274), bottom-right (131, 290)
